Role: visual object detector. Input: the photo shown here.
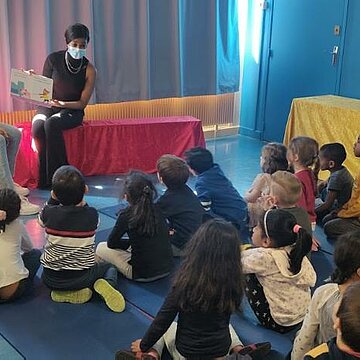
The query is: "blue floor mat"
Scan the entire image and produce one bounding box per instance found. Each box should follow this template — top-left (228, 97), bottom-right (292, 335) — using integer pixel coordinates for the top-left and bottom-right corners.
top-left (98, 202), bottom-right (128, 220)
top-left (314, 225), bottom-right (335, 256)
top-left (311, 251), bottom-right (335, 288)
top-left (117, 259), bottom-right (181, 317)
top-left (231, 313), bottom-right (295, 360)
top-left (0, 334), bottom-right (24, 360)
top-left (0, 279), bottom-right (151, 360)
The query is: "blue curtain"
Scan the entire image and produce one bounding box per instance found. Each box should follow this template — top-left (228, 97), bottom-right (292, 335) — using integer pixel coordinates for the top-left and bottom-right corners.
top-left (92, 0), bottom-right (240, 102)
top-left (0, 0), bottom-right (240, 111)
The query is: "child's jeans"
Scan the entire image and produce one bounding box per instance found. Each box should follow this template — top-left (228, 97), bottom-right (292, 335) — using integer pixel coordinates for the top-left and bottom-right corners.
top-left (42, 262), bottom-right (118, 290)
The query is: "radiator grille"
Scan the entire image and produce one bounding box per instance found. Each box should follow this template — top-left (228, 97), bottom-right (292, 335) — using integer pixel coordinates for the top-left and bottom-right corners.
top-left (0, 93), bottom-right (239, 127)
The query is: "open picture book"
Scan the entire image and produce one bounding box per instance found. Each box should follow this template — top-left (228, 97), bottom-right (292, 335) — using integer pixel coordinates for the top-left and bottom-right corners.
top-left (10, 68), bottom-right (53, 107)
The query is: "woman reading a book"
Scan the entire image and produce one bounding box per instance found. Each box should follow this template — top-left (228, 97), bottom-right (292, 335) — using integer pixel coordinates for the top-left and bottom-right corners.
top-left (31, 23), bottom-right (96, 189)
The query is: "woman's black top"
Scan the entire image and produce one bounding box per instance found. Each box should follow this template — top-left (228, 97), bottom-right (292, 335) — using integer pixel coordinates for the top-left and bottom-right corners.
top-left (38, 50), bottom-right (89, 115)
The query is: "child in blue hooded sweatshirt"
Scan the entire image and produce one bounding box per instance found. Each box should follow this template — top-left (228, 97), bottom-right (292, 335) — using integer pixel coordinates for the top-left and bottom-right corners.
top-left (184, 147), bottom-right (248, 240)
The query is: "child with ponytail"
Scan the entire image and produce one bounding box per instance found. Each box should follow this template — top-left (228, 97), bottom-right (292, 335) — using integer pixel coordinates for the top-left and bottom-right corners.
top-left (242, 209), bottom-right (316, 333)
top-left (292, 231), bottom-right (360, 360)
top-left (96, 171), bottom-right (172, 282)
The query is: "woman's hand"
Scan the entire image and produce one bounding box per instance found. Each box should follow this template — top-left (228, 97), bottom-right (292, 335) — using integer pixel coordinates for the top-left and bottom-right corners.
top-left (0, 210), bottom-right (7, 221)
top-left (21, 69), bottom-right (36, 75)
top-left (0, 129), bottom-right (9, 138)
top-left (131, 339), bottom-right (142, 353)
top-left (49, 99), bottom-right (65, 108)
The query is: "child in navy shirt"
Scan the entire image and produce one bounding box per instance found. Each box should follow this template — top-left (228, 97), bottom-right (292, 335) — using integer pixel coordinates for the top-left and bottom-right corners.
top-left (156, 155), bottom-right (205, 257)
top-left (185, 147), bottom-right (248, 240)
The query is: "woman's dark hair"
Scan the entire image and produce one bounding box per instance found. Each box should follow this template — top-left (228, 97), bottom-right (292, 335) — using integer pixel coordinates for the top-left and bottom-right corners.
top-left (172, 219), bottom-right (244, 313)
top-left (261, 142), bottom-right (288, 174)
top-left (64, 23), bottom-right (90, 44)
top-left (336, 282), bottom-right (360, 352)
top-left (52, 165), bottom-right (86, 206)
top-left (331, 231), bottom-right (360, 284)
top-left (0, 188), bottom-right (21, 224)
top-left (258, 209), bottom-right (312, 274)
top-left (123, 171), bottom-right (157, 237)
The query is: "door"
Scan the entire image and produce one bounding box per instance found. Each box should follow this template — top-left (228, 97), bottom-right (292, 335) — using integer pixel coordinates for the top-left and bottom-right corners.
top-left (339, 0), bottom-right (360, 98)
top-left (261, 0), bottom-right (346, 142)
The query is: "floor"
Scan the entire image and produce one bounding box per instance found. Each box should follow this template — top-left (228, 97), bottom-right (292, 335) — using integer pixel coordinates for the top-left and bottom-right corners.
top-left (0, 135), bottom-right (335, 360)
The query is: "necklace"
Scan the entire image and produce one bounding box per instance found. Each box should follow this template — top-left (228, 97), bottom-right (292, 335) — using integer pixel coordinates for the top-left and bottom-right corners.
top-left (65, 52), bottom-right (83, 74)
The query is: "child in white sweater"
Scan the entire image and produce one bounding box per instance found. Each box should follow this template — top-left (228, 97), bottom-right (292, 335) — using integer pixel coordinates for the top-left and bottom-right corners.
top-left (291, 231), bottom-right (360, 360)
top-left (242, 208), bottom-right (316, 333)
top-left (0, 189), bottom-right (41, 302)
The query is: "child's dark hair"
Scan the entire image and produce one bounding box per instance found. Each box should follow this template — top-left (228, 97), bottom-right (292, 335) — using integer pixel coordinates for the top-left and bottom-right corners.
top-left (319, 143), bottom-right (347, 166)
top-left (0, 188), bottom-right (21, 224)
top-left (261, 142), bottom-right (288, 174)
top-left (289, 136), bottom-right (319, 167)
top-left (331, 231), bottom-right (360, 284)
top-left (258, 209), bottom-right (312, 274)
top-left (172, 218), bottom-right (244, 313)
top-left (157, 155), bottom-right (189, 190)
top-left (64, 23), bottom-right (90, 44)
top-left (52, 165), bottom-right (86, 206)
top-left (336, 282), bottom-right (360, 352)
top-left (123, 171), bottom-right (158, 237)
top-left (184, 147), bottom-right (214, 174)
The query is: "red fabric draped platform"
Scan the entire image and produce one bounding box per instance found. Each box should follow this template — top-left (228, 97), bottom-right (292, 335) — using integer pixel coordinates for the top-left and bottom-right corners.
top-left (14, 116), bottom-right (205, 188)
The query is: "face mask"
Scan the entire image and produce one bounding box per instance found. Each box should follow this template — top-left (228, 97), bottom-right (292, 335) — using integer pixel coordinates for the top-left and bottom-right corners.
top-left (67, 45), bottom-right (86, 60)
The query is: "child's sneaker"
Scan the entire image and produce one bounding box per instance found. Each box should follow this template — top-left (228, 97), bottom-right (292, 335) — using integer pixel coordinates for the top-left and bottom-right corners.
top-left (51, 288), bottom-right (93, 304)
top-left (14, 182), bottom-right (30, 196)
top-left (94, 278), bottom-right (125, 313)
top-left (20, 196), bottom-right (40, 215)
top-left (237, 342), bottom-right (271, 360)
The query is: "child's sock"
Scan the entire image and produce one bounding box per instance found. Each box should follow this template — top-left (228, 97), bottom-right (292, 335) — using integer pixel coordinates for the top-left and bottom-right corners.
top-left (94, 278), bottom-right (125, 313)
top-left (51, 288), bottom-right (93, 304)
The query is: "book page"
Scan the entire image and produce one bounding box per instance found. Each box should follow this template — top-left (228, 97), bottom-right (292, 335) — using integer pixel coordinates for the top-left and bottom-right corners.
top-left (10, 69), bottom-right (53, 106)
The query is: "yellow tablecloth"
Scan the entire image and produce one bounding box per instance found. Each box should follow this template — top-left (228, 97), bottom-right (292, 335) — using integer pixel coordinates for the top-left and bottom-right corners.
top-left (284, 95), bottom-right (360, 178)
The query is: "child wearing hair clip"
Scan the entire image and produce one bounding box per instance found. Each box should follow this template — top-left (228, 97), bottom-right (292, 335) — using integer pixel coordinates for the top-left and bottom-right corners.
top-left (96, 171), bottom-right (173, 282)
top-left (242, 209), bottom-right (316, 333)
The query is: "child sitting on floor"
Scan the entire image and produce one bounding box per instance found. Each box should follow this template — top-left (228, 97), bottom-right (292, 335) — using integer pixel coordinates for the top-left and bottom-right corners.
top-left (287, 136), bottom-right (319, 230)
top-left (96, 171), bottom-right (172, 282)
top-left (245, 142), bottom-right (288, 203)
top-left (156, 154), bottom-right (205, 257)
top-left (324, 134), bottom-right (360, 240)
top-left (315, 143), bottom-right (353, 222)
top-left (117, 219), bottom-right (271, 360)
top-left (184, 147), bottom-right (248, 240)
top-left (40, 165), bottom-right (125, 312)
top-left (304, 282), bottom-right (360, 359)
top-left (0, 188), bottom-right (41, 303)
top-left (242, 209), bottom-right (316, 333)
top-left (292, 230), bottom-right (360, 360)
top-left (265, 170), bottom-right (312, 234)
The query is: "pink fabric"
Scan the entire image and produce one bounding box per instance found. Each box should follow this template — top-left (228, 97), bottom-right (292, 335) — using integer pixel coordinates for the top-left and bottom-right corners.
top-left (14, 116), bottom-right (205, 188)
